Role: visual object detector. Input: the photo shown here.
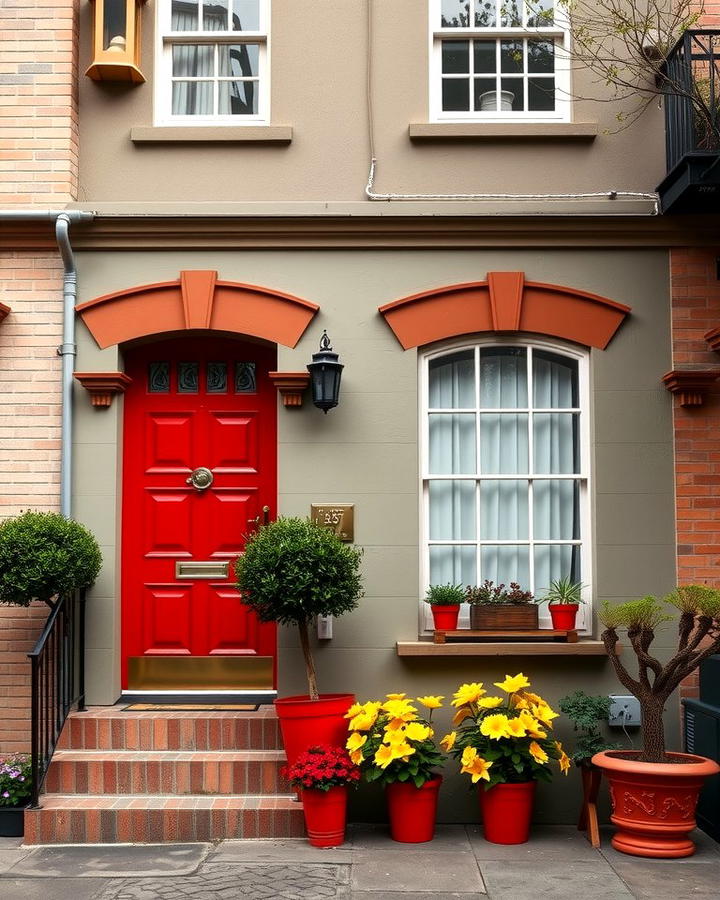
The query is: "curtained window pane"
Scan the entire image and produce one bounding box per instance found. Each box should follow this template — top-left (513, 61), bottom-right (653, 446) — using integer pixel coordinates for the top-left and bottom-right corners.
top-left (534, 544), bottom-right (580, 598)
top-left (479, 347), bottom-right (527, 407)
top-left (534, 479), bottom-right (579, 540)
top-left (533, 350), bottom-right (578, 407)
top-left (430, 545), bottom-right (476, 586)
top-left (429, 350), bottom-right (475, 408)
top-left (480, 413), bottom-right (528, 474)
top-left (533, 413), bottom-right (579, 474)
top-left (480, 480), bottom-right (529, 540)
top-left (429, 414), bottom-right (476, 474)
top-left (429, 480), bottom-right (476, 540)
top-left (481, 545), bottom-right (530, 587)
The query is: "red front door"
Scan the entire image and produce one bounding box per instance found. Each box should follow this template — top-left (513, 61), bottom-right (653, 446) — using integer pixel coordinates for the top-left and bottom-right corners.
top-left (121, 337), bottom-right (277, 691)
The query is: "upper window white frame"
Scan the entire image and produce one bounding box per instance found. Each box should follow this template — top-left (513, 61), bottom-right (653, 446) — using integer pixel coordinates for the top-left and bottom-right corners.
top-left (155, 0), bottom-right (270, 126)
top-left (429, 0), bottom-right (571, 122)
top-left (419, 335), bottom-right (591, 633)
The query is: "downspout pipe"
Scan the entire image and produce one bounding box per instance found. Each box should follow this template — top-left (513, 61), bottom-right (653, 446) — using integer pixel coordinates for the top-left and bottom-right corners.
top-left (0, 209), bottom-right (94, 517)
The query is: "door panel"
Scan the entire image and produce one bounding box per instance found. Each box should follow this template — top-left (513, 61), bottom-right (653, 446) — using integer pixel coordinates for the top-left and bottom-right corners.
top-left (121, 337), bottom-right (277, 690)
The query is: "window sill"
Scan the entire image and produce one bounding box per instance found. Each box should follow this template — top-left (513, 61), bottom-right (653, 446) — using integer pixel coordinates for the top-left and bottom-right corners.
top-left (130, 125), bottom-right (293, 144)
top-left (408, 122), bottom-right (598, 141)
top-left (396, 639), bottom-right (613, 657)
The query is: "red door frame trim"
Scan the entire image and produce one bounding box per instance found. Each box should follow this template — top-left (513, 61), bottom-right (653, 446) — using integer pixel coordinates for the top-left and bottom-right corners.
top-left (378, 272), bottom-right (631, 350)
top-left (77, 270), bottom-right (319, 349)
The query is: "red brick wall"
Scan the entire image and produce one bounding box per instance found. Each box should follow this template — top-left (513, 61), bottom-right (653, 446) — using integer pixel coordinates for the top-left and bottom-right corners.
top-left (699, 2), bottom-right (720, 26)
top-left (670, 248), bottom-right (720, 704)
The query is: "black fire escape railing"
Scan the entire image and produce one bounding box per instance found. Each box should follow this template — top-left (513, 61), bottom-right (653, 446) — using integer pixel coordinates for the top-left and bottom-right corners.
top-left (662, 29), bottom-right (720, 172)
top-left (27, 590), bottom-right (86, 808)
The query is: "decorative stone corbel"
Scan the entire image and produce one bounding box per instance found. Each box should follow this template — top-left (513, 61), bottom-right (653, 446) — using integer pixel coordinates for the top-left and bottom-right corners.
top-left (704, 327), bottom-right (720, 353)
top-left (662, 370), bottom-right (720, 407)
top-left (74, 372), bottom-right (132, 408)
top-left (268, 372), bottom-right (310, 407)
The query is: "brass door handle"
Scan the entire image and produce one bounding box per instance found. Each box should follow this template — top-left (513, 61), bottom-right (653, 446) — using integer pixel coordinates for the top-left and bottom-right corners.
top-left (247, 505), bottom-right (271, 526)
top-left (186, 467), bottom-right (214, 491)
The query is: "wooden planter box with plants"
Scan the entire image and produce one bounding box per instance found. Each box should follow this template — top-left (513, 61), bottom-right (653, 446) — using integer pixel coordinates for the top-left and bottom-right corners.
top-left (594, 586), bottom-right (720, 858)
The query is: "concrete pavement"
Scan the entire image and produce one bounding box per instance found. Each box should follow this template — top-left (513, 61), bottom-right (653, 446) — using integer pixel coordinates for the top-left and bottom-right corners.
top-left (1, 824), bottom-right (719, 899)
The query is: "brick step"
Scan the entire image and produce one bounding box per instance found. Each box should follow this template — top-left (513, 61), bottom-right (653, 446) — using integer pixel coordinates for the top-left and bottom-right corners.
top-left (24, 794), bottom-right (305, 845)
top-left (44, 750), bottom-right (290, 796)
top-left (57, 707), bottom-right (282, 751)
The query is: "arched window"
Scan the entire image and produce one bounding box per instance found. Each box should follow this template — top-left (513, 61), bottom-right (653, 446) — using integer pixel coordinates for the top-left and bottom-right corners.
top-left (421, 337), bottom-right (589, 629)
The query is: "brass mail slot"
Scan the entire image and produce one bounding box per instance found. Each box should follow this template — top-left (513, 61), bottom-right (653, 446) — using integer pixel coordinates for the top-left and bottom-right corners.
top-left (175, 561), bottom-right (229, 580)
top-left (128, 655), bottom-right (273, 691)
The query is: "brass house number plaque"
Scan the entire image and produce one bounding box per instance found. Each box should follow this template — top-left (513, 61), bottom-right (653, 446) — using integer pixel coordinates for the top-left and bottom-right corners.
top-left (311, 504), bottom-right (354, 542)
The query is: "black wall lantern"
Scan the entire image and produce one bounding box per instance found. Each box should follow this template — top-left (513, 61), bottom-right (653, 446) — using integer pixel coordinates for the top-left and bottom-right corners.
top-left (307, 331), bottom-right (343, 413)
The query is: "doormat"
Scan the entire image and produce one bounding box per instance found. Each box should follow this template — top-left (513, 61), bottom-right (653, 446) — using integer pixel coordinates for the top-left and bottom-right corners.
top-left (123, 703), bottom-right (259, 711)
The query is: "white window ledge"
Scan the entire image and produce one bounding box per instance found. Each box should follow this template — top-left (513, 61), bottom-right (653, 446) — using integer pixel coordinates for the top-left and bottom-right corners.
top-left (130, 125), bottom-right (292, 144)
top-left (408, 122), bottom-right (598, 141)
top-left (396, 639), bottom-right (613, 657)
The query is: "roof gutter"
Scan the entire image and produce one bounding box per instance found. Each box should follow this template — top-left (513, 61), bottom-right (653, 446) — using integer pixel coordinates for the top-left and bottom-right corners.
top-left (0, 209), bottom-right (95, 517)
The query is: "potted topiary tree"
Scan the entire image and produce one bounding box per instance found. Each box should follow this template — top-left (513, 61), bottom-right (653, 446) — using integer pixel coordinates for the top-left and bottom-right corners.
top-left (0, 510), bottom-right (102, 609)
top-left (593, 586), bottom-right (720, 858)
top-left (234, 517), bottom-right (363, 764)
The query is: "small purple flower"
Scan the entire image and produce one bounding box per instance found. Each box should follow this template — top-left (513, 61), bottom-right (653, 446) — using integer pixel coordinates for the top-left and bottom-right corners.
top-left (2, 791), bottom-right (9, 798)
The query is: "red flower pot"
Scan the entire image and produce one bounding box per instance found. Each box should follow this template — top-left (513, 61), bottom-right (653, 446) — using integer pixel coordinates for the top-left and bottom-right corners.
top-left (479, 781), bottom-right (536, 844)
top-left (549, 603), bottom-right (579, 630)
top-left (592, 750), bottom-right (720, 858)
top-left (386, 775), bottom-right (442, 843)
top-left (431, 605), bottom-right (460, 630)
top-left (301, 785), bottom-right (348, 847)
top-left (274, 693), bottom-right (355, 766)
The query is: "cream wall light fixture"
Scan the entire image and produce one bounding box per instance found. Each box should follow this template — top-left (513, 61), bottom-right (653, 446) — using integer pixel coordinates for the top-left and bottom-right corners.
top-left (86, 0), bottom-right (146, 83)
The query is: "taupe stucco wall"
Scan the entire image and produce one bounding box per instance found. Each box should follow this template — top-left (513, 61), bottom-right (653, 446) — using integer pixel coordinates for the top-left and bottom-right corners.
top-left (72, 245), bottom-right (674, 823)
top-left (77, 1), bottom-right (665, 202)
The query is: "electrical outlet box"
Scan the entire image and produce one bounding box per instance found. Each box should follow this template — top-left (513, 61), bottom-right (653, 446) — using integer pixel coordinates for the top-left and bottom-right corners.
top-left (608, 695), bottom-right (642, 727)
top-left (317, 615), bottom-right (333, 640)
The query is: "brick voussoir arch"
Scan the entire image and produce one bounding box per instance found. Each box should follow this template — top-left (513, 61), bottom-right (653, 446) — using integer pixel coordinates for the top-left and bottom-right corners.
top-left (378, 271), bottom-right (630, 350)
top-left (77, 270), bottom-right (319, 349)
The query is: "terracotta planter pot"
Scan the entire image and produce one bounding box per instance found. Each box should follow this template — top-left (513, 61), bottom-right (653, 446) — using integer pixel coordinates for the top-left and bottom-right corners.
top-left (430, 604), bottom-right (460, 630)
top-left (0, 805), bottom-right (27, 837)
top-left (469, 603), bottom-right (538, 630)
top-left (386, 775), bottom-right (442, 843)
top-left (274, 693), bottom-right (355, 766)
top-left (301, 785), bottom-right (348, 847)
top-left (592, 750), bottom-right (720, 858)
top-left (479, 782), bottom-right (536, 844)
top-left (548, 603), bottom-right (579, 630)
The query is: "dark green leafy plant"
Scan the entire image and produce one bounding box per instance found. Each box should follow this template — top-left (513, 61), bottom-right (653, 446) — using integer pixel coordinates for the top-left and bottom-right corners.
top-left (0, 511), bottom-right (102, 608)
top-left (234, 517), bottom-right (363, 701)
top-left (0, 753), bottom-right (32, 807)
top-left (559, 691), bottom-right (618, 765)
top-left (539, 578), bottom-right (586, 606)
top-left (466, 580), bottom-right (534, 605)
top-left (425, 583), bottom-right (464, 606)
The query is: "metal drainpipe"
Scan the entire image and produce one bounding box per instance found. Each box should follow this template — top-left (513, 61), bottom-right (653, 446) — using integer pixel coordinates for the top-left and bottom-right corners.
top-left (0, 209), bottom-right (94, 517)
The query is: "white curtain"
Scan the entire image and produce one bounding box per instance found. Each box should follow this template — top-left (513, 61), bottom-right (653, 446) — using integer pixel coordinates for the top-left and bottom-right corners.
top-left (171, 2), bottom-right (225, 116)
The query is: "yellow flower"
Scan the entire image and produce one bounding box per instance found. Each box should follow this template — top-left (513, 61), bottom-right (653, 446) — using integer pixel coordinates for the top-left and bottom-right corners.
top-left (519, 690), bottom-right (543, 705)
top-left (461, 745), bottom-right (478, 766)
top-left (531, 702), bottom-right (560, 728)
top-left (504, 717), bottom-right (527, 738)
top-left (559, 751), bottom-right (571, 775)
top-left (511, 696), bottom-right (529, 709)
top-left (440, 731), bottom-right (456, 751)
top-left (493, 673), bottom-right (531, 694)
top-left (385, 693), bottom-right (407, 701)
top-left (417, 695), bottom-right (444, 709)
top-left (478, 696), bottom-right (504, 709)
top-left (348, 709), bottom-right (378, 732)
top-left (529, 741), bottom-right (549, 764)
top-left (394, 742), bottom-right (415, 761)
top-left (384, 726), bottom-right (410, 745)
top-left (452, 707), bottom-right (473, 726)
top-left (349, 748), bottom-right (364, 765)
top-left (404, 722), bottom-right (432, 742)
top-left (451, 682), bottom-right (486, 707)
top-left (374, 743), bottom-right (395, 768)
top-left (346, 732), bottom-right (367, 752)
top-left (462, 755), bottom-right (494, 783)
top-left (518, 710), bottom-right (547, 739)
top-left (479, 714), bottom-right (510, 740)
top-left (344, 702), bottom-right (364, 719)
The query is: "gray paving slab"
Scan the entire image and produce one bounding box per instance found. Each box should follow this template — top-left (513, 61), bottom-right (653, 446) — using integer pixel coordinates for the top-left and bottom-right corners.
top-left (351, 849), bottom-right (485, 894)
top-left (479, 859), bottom-right (634, 900)
top-left (0, 846), bottom-right (33, 875)
top-left (605, 858), bottom-right (720, 899)
top-left (0, 877), bottom-right (109, 900)
top-left (10, 842), bottom-right (210, 877)
top-left (349, 823), bottom-right (473, 853)
top-left (209, 838), bottom-right (353, 864)
top-left (598, 827), bottom-right (720, 863)
top-left (467, 822), bottom-right (600, 860)
top-left (349, 894), bottom-right (485, 900)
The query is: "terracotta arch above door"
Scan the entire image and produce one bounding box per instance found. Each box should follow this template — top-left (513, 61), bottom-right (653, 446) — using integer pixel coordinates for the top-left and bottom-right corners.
top-left (378, 272), bottom-right (630, 350)
top-left (77, 270), bottom-right (319, 349)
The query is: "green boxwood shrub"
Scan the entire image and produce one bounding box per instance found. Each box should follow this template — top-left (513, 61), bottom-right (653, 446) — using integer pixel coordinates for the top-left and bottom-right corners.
top-left (0, 511), bottom-right (102, 607)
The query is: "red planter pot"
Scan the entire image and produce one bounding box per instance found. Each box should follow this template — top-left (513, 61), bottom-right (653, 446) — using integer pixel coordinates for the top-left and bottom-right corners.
top-left (301, 785), bottom-right (348, 847)
top-left (430, 605), bottom-right (460, 630)
top-left (386, 775), bottom-right (442, 843)
top-left (548, 603), bottom-right (579, 630)
top-left (479, 781), bottom-right (536, 844)
top-left (592, 750), bottom-right (720, 858)
top-left (274, 693), bottom-right (355, 766)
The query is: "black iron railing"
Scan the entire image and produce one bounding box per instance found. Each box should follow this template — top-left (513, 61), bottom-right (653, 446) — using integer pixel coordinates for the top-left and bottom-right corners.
top-left (27, 590), bottom-right (86, 808)
top-left (662, 29), bottom-right (720, 171)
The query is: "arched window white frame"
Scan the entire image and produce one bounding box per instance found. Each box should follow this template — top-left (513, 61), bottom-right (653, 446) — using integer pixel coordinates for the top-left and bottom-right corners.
top-left (420, 336), bottom-right (591, 632)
